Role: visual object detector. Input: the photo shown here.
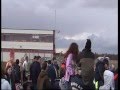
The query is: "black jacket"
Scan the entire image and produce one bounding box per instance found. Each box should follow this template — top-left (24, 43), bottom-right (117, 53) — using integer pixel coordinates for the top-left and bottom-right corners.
top-left (79, 49), bottom-right (95, 60)
top-left (77, 39), bottom-right (95, 64)
top-left (30, 61), bottom-right (41, 84)
top-left (13, 64), bottom-right (21, 83)
top-left (47, 64), bottom-right (56, 81)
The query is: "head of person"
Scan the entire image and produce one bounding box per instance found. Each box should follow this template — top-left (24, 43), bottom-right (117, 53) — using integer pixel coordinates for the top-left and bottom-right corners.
top-left (16, 59), bottom-right (19, 65)
top-left (84, 39), bottom-right (91, 51)
top-left (110, 64), bottom-right (115, 71)
top-left (48, 60), bottom-right (51, 65)
top-left (36, 56), bottom-right (41, 63)
top-left (64, 42), bottom-right (79, 61)
top-left (41, 61), bottom-right (47, 70)
top-left (103, 58), bottom-right (109, 70)
top-left (25, 56), bottom-right (28, 62)
top-left (34, 56), bottom-right (37, 60)
top-left (75, 65), bottom-right (81, 75)
top-left (6, 66), bottom-right (12, 75)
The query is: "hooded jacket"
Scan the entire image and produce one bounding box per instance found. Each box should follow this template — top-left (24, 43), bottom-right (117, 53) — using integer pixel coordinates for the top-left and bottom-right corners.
top-left (79, 39), bottom-right (95, 87)
top-left (79, 39), bottom-right (95, 59)
top-left (1, 79), bottom-right (11, 90)
top-left (37, 70), bottom-right (51, 90)
top-left (99, 70), bottom-right (115, 90)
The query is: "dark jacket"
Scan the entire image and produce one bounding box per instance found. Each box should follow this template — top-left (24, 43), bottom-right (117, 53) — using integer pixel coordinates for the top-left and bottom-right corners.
top-left (13, 64), bottom-right (21, 83)
top-left (79, 49), bottom-right (95, 60)
top-left (77, 39), bottom-right (95, 65)
top-left (47, 64), bottom-right (56, 81)
top-left (30, 61), bottom-right (41, 84)
top-left (80, 58), bottom-right (94, 86)
top-left (79, 39), bottom-right (95, 88)
top-left (37, 70), bottom-right (51, 90)
top-left (54, 64), bottom-right (59, 78)
top-left (70, 75), bottom-right (84, 90)
top-left (54, 64), bottom-right (59, 70)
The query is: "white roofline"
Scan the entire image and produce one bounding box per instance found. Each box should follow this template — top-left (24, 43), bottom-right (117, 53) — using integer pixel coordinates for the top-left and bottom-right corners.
top-left (2, 28), bottom-right (55, 31)
top-left (2, 28), bottom-right (54, 34)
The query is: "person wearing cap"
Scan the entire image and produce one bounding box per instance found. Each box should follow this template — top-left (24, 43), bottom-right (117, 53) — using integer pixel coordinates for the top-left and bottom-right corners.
top-left (78, 39), bottom-right (95, 90)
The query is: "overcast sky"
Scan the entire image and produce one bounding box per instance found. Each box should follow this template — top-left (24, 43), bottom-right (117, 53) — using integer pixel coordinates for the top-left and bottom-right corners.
top-left (2, 0), bottom-right (118, 54)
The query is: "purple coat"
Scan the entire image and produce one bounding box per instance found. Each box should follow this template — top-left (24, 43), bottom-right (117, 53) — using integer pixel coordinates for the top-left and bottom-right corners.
top-left (64, 53), bottom-right (75, 81)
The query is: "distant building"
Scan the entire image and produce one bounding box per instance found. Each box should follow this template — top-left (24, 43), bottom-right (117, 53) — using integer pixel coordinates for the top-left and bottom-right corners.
top-left (1, 28), bottom-right (55, 62)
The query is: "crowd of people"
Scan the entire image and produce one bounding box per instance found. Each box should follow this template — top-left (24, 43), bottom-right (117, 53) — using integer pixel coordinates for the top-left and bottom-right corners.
top-left (1, 39), bottom-right (118, 90)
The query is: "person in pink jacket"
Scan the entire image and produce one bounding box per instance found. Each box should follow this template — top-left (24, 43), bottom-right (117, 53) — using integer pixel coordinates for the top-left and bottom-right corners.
top-left (64, 42), bottom-right (79, 89)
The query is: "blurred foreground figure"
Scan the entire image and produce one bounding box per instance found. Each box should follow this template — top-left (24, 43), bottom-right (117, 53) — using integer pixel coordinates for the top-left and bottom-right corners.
top-left (1, 66), bottom-right (11, 90)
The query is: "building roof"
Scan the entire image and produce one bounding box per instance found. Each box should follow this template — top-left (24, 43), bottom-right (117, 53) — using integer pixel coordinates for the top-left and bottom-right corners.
top-left (2, 28), bottom-right (54, 34)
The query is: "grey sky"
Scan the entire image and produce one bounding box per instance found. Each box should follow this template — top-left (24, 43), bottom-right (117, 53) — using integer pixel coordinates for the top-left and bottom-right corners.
top-left (2, 0), bottom-right (118, 54)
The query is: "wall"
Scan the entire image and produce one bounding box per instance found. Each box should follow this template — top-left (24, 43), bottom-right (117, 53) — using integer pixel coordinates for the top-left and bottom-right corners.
top-left (2, 52), bottom-right (53, 62)
top-left (2, 41), bottom-right (53, 50)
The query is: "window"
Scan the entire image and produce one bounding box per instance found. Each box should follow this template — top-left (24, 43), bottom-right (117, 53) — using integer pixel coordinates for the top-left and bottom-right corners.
top-left (2, 33), bottom-right (54, 43)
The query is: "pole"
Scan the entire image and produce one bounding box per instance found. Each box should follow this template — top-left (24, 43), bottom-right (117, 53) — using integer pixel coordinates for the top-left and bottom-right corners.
top-left (55, 9), bottom-right (56, 30)
top-left (53, 30), bottom-right (56, 57)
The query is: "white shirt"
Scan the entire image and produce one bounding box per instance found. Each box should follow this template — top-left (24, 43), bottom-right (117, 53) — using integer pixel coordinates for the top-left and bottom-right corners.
top-left (22, 60), bottom-right (28, 71)
top-left (1, 79), bottom-right (11, 90)
top-left (99, 70), bottom-right (115, 90)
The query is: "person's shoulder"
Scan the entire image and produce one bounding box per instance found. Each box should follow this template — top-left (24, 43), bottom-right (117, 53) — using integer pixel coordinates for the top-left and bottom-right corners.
top-left (67, 53), bottom-right (73, 58)
top-left (1, 79), bottom-right (11, 90)
top-left (104, 70), bottom-right (114, 75)
top-left (1, 79), bottom-right (9, 85)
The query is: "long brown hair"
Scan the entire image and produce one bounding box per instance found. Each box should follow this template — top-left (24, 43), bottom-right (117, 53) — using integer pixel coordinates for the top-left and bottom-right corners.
top-left (64, 42), bottom-right (79, 61)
